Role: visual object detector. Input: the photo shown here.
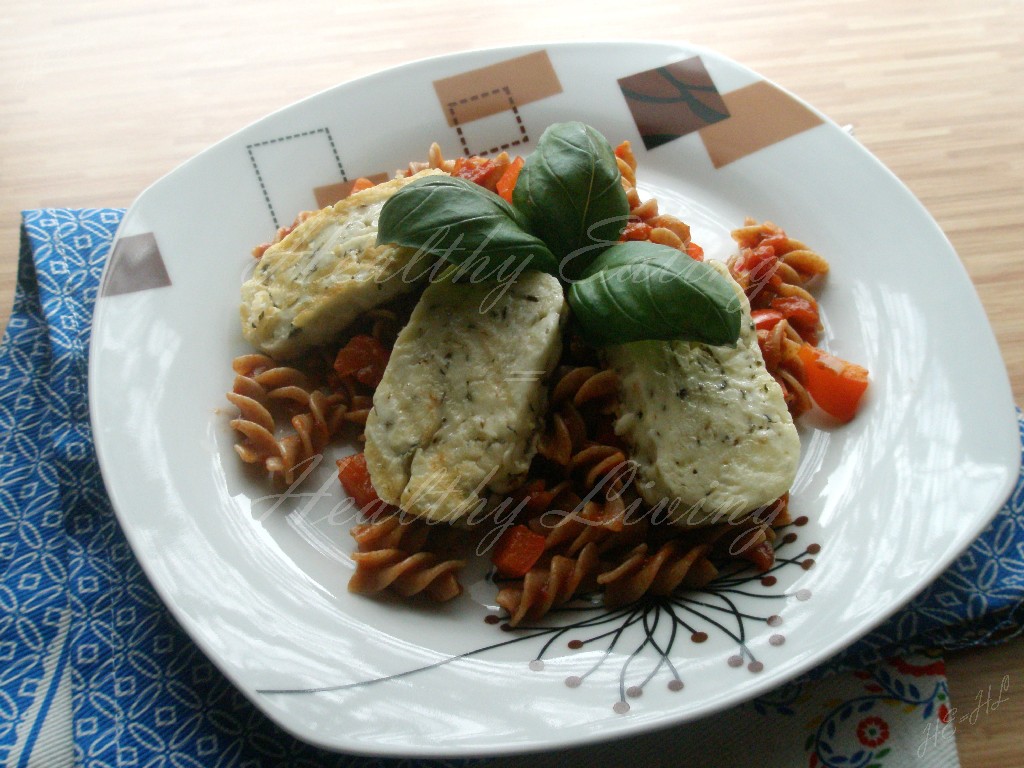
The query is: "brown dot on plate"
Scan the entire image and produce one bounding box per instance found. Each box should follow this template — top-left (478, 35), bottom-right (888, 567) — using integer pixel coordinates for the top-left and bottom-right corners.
top-left (783, 532), bottom-right (798, 544)
top-left (529, 660), bottom-right (544, 671)
top-left (565, 676), bottom-right (582, 688)
top-left (728, 655), bottom-right (744, 668)
top-left (761, 575), bottom-right (777, 587)
top-left (807, 543), bottom-right (821, 554)
top-left (767, 614), bottom-right (783, 627)
top-left (794, 516), bottom-right (809, 527)
top-left (568, 639), bottom-right (584, 650)
top-left (801, 559), bottom-right (815, 571)
top-left (668, 680), bottom-right (684, 692)
top-left (613, 701), bottom-right (630, 714)
top-left (796, 589), bottom-right (812, 601)
top-left (691, 631), bottom-right (708, 643)
top-left (769, 634), bottom-right (786, 646)
top-left (484, 615), bottom-right (501, 625)
top-left (500, 623), bottom-right (513, 632)
top-left (748, 661), bottom-right (764, 673)
top-left (626, 686), bottom-right (643, 698)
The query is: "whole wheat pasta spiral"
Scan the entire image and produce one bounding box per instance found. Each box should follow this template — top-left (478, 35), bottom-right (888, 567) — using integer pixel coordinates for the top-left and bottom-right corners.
top-left (731, 220), bottom-right (829, 285)
top-left (228, 354), bottom-right (348, 484)
top-left (347, 513), bottom-right (465, 602)
top-left (528, 494), bottom-right (650, 558)
top-left (361, 307), bottom-right (403, 348)
top-left (597, 541), bottom-right (716, 608)
top-left (348, 549), bottom-right (465, 602)
top-left (495, 543), bottom-right (601, 626)
top-left (228, 301), bottom-right (406, 483)
top-left (533, 364), bottom-right (633, 515)
top-left (350, 513), bottom-right (431, 553)
top-left (538, 365), bottom-right (619, 467)
top-left (615, 140), bottom-right (697, 256)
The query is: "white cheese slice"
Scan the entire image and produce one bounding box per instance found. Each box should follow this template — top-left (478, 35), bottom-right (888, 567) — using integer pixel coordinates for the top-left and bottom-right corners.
top-left (239, 169), bottom-right (443, 358)
top-left (364, 271), bottom-right (566, 523)
top-left (605, 260), bottom-right (800, 527)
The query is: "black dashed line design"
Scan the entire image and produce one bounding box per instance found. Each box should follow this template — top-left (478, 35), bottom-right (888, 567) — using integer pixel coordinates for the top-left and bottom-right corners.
top-left (246, 144), bottom-right (275, 227)
top-left (448, 86), bottom-right (530, 157)
top-left (246, 127), bottom-right (347, 227)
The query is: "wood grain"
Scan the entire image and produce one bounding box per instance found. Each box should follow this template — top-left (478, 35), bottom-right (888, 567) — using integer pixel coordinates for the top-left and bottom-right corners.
top-left (1, 1), bottom-right (1021, 765)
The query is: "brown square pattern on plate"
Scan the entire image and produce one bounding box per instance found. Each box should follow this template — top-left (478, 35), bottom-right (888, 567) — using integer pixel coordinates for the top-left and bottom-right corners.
top-left (617, 57), bottom-right (730, 151)
top-left (433, 50), bottom-right (562, 127)
top-left (432, 50), bottom-right (562, 156)
top-left (101, 233), bottom-right (171, 297)
top-left (699, 80), bottom-right (824, 168)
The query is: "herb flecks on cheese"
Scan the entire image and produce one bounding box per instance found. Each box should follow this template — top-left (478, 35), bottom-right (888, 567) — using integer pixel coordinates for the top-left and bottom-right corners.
top-left (606, 260), bottom-right (800, 527)
top-left (364, 271), bottom-right (566, 524)
top-left (240, 169), bottom-right (443, 358)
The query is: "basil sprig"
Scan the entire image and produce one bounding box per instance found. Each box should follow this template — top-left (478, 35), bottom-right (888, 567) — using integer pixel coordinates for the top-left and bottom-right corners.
top-left (512, 122), bottom-right (629, 280)
top-left (567, 242), bottom-right (742, 347)
top-left (375, 121), bottom-right (742, 347)
top-left (376, 175), bottom-right (559, 279)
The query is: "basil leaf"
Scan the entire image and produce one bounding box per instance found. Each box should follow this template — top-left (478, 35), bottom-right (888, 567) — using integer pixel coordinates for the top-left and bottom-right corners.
top-left (376, 175), bottom-right (559, 279)
top-left (567, 241), bottom-right (742, 347)
top-left (512, 122), bottom-right (629, 280)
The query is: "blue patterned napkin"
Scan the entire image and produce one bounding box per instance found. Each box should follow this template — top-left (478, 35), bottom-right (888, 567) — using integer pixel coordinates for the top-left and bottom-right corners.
top-left (2, 209), bottom-right (1021, 768)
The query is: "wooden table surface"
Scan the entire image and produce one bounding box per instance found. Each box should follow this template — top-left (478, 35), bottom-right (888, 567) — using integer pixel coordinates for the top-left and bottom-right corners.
top-left (2, 0), bottom-right (1021, 765)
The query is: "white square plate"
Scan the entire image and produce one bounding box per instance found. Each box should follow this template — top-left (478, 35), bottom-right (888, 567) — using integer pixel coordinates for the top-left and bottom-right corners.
top-left (89, 41), bottom-right (1018, 757)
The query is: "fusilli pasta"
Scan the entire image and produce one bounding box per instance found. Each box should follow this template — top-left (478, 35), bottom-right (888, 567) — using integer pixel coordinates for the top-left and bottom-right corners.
top-left (347, 512), bottom-right (466, 602)
top-left (597, 540), bottom-right (715, 608)
top-left (615, 140), bottom-right (701, 258)
top-left (727, 219), bottom-right (830, 417)
top-left (348, 549), bottom-right (465, 602)
top-left (495, 543), bottom-right (601, 626)
top-left (228, 354), bottom-right (347, 485)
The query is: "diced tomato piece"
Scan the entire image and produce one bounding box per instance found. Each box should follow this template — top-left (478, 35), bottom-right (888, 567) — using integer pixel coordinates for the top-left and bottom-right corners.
top-left (492, 524), bottom-right (547, 578)
top-left (743, 541), bottom-right (776, 572)
top-left (686, 241), bottom-right (704, 261)
top-left (252, 217), bottom-right (304, 259)
top-left (756, 328), bottom-right (780, 369)
top-left (797, 344), bottom-right (869, 422)
top-left (726, 527), bottom-right (775, 570)
top-left (337, 453), bottom-right (382, 511)
top-left (511, 479), bottom-right (560, 515)
top-left (752, 309), bottom-right (785, 332)
top-left (451, 157), bottom-right (505, 189)
top-left (333, 335), bottom-right (390, 388)
top-left (349, 177), bottom-right (376, 195)
top-left (496, 156), bottom-right (523, 203)
top-left (770, 296), bottom-right (820, 337)
top-left (743, 245), bottom-right (778, 276)
top-left (620, 220), bottom-right (653, 241)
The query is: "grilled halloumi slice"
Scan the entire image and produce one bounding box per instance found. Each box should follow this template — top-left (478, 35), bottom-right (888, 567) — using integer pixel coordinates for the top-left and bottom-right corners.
top-left (606, 260), bottom-right (800, 527)
top-left (240, 169), bottom-right (443, 358)
top-left (364, 271), bottom-right (566, 523)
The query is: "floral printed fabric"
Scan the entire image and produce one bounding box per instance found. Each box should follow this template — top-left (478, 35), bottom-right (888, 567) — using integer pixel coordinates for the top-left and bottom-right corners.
top-left (481, 652), bottom-right (962, 768)
top-left (1, 209), bottom-right (1020, 767)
